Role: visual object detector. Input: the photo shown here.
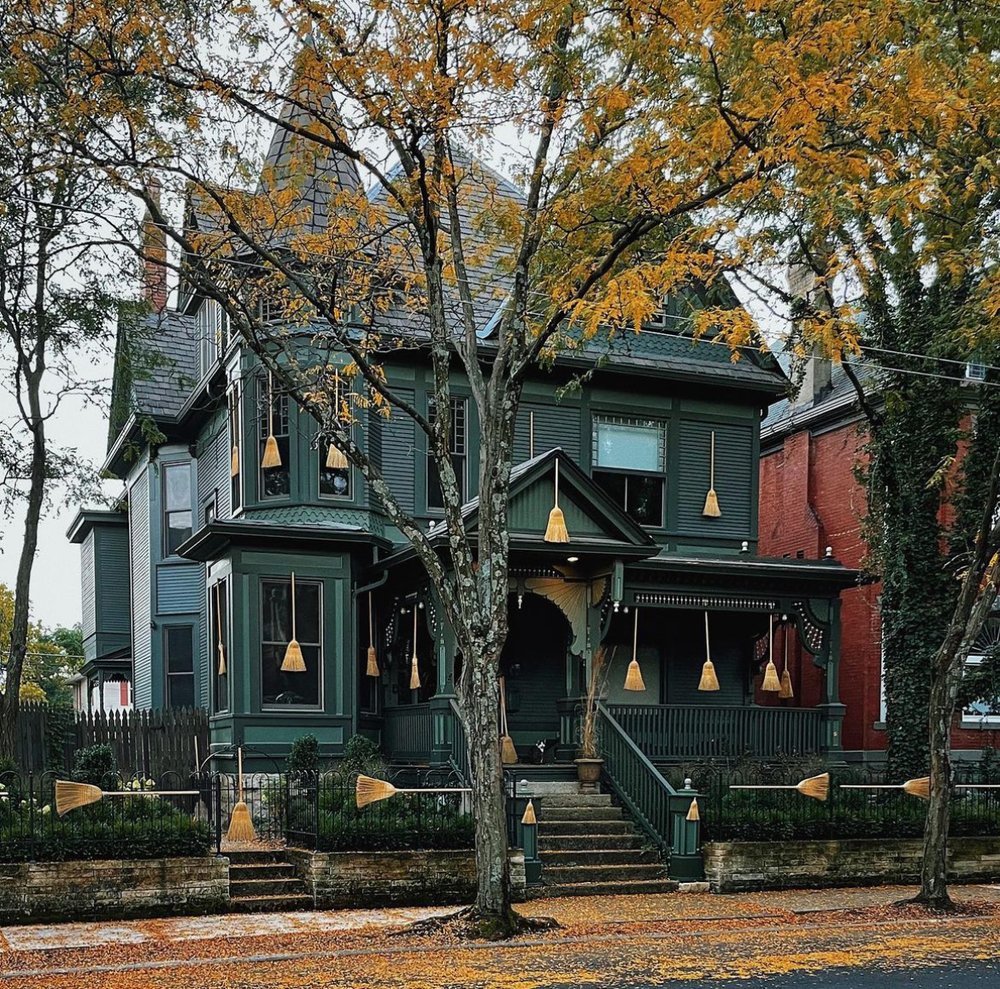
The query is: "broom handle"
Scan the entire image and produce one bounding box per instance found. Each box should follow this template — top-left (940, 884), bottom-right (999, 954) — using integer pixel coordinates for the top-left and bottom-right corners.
top-left (769, 613), bottom-right (773, 665)
top-left (839, 784), bottom-right (904, 789)
top-left (396, 787), bottom-right (472, 794)
top-left (102, 790), bottom-right (200, 798)
top-left (268, 370), bottom-right (274, 435)
top-left (729, 785), bottom-right (800, 790)
top-left (633, 606), bottom-right (639, 661)
top-left (709, 431), bottom-right (715, 487)
top-left (530, 411), bottom-right (535, 459)
top-left (554, 458), bottom-right (560, 508)
top-left (238, 747), bottom-right (244, 802)
top-left (291, 572), bottom-right (297, 640)
top-left (784, 622), bottom-right (789, 672)
top-left (412, 607), bottom-right (418, 661)
top-left (704, 610), bottom-right (710, 657)
top-left (368, 591), bottom-right (374, 649)
top-left (500, 676), bottom-right (508, 736)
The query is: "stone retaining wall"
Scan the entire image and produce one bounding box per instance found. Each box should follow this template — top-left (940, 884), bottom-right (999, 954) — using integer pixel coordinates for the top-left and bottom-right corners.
top-left (288, 848), bottom-right (526, 908)
top-left (704, 836), bottom-right (1000, 892)
top-left (0, 857), bottom-right (229, 923)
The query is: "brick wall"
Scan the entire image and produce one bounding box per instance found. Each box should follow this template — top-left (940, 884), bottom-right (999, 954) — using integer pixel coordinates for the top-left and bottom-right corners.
top-left (288, 849), bottom-right (526, 909)
top-left (0, 856), bottom-right (229, 923)
top-left (705, 836), bottom-right (1000, 892)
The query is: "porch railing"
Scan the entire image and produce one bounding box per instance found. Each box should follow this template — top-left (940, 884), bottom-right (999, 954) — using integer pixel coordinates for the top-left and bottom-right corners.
top-left (596, 701), bottom-right (676, 855)
top-left (605, 704), bottom-right (824, 761)
top-left (383, 704), bottom-right (433, 763)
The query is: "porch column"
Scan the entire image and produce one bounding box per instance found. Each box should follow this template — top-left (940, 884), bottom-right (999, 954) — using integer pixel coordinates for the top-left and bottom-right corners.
top-left (429, 617), bottom-right (459, 768)
top-left (816, 596), bottom-right (846, 762)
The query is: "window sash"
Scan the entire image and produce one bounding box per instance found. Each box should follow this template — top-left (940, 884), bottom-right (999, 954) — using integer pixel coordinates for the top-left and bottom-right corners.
top-left (211, 579), bottom-right (230, 714)
top-left (593, 416), bottom-right (666, 472)
top-left (260, 577), bottom-right (323, 710)
top-left (427, 397), bottom-right (468, 509)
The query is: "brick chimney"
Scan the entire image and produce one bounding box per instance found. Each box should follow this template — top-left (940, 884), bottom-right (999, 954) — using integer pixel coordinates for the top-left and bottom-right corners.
top-left (787, 260), bottom-right (832, 408)
top-left (142, 178), bottom-right (168, 313)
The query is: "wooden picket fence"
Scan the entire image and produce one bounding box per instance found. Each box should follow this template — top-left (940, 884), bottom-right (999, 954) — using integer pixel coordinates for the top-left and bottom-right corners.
top-left (14, 704), bottom-right (209, 778)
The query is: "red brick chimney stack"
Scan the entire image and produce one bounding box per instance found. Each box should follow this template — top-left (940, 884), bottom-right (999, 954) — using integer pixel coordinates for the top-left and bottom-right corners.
top-left (142, 178), bottom-right (168, 313)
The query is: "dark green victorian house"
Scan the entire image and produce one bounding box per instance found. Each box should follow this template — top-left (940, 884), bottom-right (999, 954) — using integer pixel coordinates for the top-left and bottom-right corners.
top-left (69, 110), bottom-right (856, 776)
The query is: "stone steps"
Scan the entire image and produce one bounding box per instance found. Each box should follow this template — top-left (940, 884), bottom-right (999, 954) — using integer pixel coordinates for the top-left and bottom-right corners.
top-left (541, 847), bottom-right (657, 866)
top-left (230, 877), bottom-right (308, 898)
top-left (540, 793), bottom-right (613, 808)
top-left (542, 862), bottom-right (666, 884)
top-left (526, 878), bottom-right (679, 899)
top-left (227, 850), bottom-right (312, 912)
top-left (540, 819), bottom-right (634, 836)
top-left (540, 833), bottom-right (645, 851)
top-left (541, 805), bottom-right (624, 822)
top-left (228, 891), bottom-right (315, 913)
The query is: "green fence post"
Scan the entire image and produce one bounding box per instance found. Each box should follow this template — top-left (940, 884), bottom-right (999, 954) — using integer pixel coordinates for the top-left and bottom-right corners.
top-left (668, 778), bottom-right (704, 881)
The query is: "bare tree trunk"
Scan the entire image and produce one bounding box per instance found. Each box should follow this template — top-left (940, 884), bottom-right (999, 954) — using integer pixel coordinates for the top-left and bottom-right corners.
top-left (918, 666), bottom-right (954, 908)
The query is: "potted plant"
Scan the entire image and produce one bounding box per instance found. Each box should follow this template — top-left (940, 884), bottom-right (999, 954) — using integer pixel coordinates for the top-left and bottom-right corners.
top-left (576, 646), bottom-right (609, 791)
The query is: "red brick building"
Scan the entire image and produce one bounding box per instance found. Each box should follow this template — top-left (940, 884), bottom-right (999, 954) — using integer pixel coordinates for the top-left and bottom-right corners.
top-left (759, 356), bottom-right (1000, 761)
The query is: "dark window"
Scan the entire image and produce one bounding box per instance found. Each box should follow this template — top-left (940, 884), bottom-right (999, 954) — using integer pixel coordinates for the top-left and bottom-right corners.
top-left (319, 438), bottom-right (352, 499)
top-left (258, 373), bottom-right (290, 498)
top-left (261, 577), bottom-right (322, 708)
top-left (211, 579), bottom-right (229, 713)
top-left (165, 625), bottom-right (195, 709)
top-left (229, 385), bottom-right (243, 513)
top-left (592, 416), bottom-right (666, 527)
top-left (203, 493), bottom-right (217, 526)
top-left (427, 397), bottom-right (467, 510)
top-left (163, 462), bottom-right (193, 555)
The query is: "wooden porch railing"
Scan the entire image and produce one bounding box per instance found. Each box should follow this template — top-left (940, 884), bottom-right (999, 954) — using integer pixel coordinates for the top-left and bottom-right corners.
top-left (604, 704), bottom-right (824, 761)
top-left (383, 704), bottom-right (433, 763)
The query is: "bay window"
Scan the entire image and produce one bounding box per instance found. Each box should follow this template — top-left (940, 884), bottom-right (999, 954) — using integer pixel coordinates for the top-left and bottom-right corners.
top-left (261, 577), bottom-right (322, 708)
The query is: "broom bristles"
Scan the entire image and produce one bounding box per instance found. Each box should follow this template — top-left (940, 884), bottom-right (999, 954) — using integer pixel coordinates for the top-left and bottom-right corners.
top-left (226, 801), bottom-right (256, 842)
top-left (409, 657), bottom-right (421, 690)
top-left (366, 644), bottom-right (380, 678)
top-left (702, 489), bottom-right (721, 518)
top-left (501, 734), bottom-right (518, 765)
top-left (698, 659), bottom-right (720, 692)
top-left (230, 444), bottom-right (239, 478)
top-left (796, 773), bottom-right (830, 802)
top-left (261, 434), bottom-right (282, 468)
top-left (55, 781), bottom-right (102, 816)
top-left (903, 776), bottom-right (931, 799)
top-left (686, 797), bottom-right (700, 822)
top-left (356, 774), bottom-right (397, 808)
top-left (521, 800), bottom-right (537, 826)
top-left (326, 443), bottom-right (349, 469)
top-left (217, 641), bottom-right (227, 676)
top-left (778, 668), bottom-right (794, 699)
top-left (624, 659), bottom-right (646, 692)
top-left (281, 638), bottom-right (306, 672)
top-left (544, 506), bottom-right (570, 543)
top-left (762, 661), bottom-right (781, 692)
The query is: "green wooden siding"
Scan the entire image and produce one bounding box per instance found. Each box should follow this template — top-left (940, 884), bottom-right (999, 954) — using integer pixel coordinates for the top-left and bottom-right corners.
top-left (378, 387), bottom-right (416, 513)
top-left (514, 402), bottom-right (581, 462)
top-left (81, 532), bottom-right (96, 660)
top-left (508, 476), bottom-right (612, 539)
top-left (94, 525), bottom-right (131, 658)
top-left (129, 466), bottom-right (152, 708)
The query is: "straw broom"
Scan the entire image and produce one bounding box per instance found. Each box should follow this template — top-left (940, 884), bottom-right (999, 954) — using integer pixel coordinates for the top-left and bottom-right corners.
top-left (762, 614), bottom-right (781, 692)
top-left (730, 772), bottom-right (830, 802)
top-left (499, 676), bottom-right (518, 765)
top-left (409, 607), bottom-right (421, 690)
top-left (778, 621), bottom-right (794, 700)
top-left (366, 592), bottom-right (379, 677)
top-left (702, 431), bottom-right (722, 518)
top-left (281, 571), bottom-right (306, 672)
top-left (55, 781), bottom-right (199, 816)
top-left (215, 581), bottom-right (226, 676)
top-left (226, 747), bottom-right (256, 842)
top-left (624, 607), bottom-right (646, 691)
top-left (698, 610), bottom-right (720, 692)
top-left (326, 371), bottom-right (349, 470)
top-left (840, 777), bottom-right (930, 799)
top-left (521, 799), bottom-right (537, 826)
top-left (544, 459), bottom-right (570, 543)
top-left (261, 371), bottom-right (282, 468)
top-left (356, 775), bottom-right (471, 809)
top-left (686, 797), bottom-right (700, 822)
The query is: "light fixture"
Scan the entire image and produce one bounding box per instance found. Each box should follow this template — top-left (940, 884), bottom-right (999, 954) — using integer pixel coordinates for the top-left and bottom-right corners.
top-left (567, 556), bottom-right (579, 563)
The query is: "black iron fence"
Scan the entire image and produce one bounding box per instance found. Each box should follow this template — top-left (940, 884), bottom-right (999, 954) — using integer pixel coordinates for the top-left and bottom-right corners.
top-left (696, 764), bottom-right (1000, 842)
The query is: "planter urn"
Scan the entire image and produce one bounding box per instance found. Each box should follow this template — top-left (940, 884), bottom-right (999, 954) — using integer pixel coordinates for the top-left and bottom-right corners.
top-left (575, 757), bottom-right (604, 792)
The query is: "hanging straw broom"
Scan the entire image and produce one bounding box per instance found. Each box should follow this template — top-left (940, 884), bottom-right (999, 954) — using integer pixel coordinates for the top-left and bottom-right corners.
top-left (409, 607), bottom-right (421, 690)
top-left (840, 777), bottom-right (930, 799)
top-left (686, 797), bottom-right (700, 822)
top-left (230, 442), bottom-right (239, 478)
top-left (702, 431), bottom-right (722, 518)
top-left (778, 620), bottom-right (794, 700)
top-left (326, 371), bottom-right (349, 470)
top-left (215, 581), bottom-right (227, 676)
top-left (356, 774), bottom-right (471, 809)
top-left (499, 676), bottom-right (518, 765)
top-left (730, 772), bottom-right (830, 802)
top-left (261, 371), bottom-right (282, 468)
top-left (544, 459), bottom-right (570, 543)
top-left (762, 614), bottom-right (781, 692)
top-left (55, 780), bottom-right (199, 816)
top-left (521, 799), bottom-right (537, 826)
top-left (226, 747), bottom-right (256, 842)
top-left (624, 607), bottom-right (646, 692)
top-left (366, 592), bottom-right (380, 677)
top-left (281, 571), bottom-right (306, 672)
top-left (698, 610), bottom-right (720, 692)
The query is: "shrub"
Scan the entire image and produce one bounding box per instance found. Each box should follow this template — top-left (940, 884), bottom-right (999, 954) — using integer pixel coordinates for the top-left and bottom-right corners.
top-left (72, 744), bottom-right (116, 785)
top-left (287, 734), bottom-right (320, 776)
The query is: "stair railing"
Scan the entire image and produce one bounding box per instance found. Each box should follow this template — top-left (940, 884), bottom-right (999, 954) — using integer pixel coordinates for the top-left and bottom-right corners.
top-left (596, 700), bottom-right (677, 856)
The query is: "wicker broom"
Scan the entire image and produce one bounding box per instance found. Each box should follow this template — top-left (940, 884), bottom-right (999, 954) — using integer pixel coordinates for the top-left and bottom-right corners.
top-left (686, 797), bottom-right (700, 822)
top-left (261, 371), bottom-right (282, 468)
top-left (778, 621), bottom-right (794, 700)
top-left (226, 747), bottom-right (256, 842)
top-left (840, 777), bottom-right (930, 799)
top-left (55, 780), bottom-right (199, 816)
top-left (356, 775), bottom-right (471, 809)
top-left (499, 677), bottom-right (518, 765)
top-left (702, 431), bottom-right (722, 518)
top-left (762, 614), bottom-right (781, 692)
top-left (281, 571), bottom-right (306, 672)
top-left (624, 607), bottom-right (646, 692)
top-left (730, 772), bottom-right (830, 802)
top-left (326, 371), bottom-right (349, 470)
top-left (521, 799), bottom-right (537, 826)
top-left (409, 607), bottom-right (421, 690)
top-left (366, 592), bottom-right (379, 677)
top-left (544, 459), bottom-right (570, 543)
top-left (698, 610), bottom-right (720, 692)
top-left (215, 581), bottom-right (226, 676)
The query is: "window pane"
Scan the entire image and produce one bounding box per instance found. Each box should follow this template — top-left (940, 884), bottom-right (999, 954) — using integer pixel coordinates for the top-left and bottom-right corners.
top-left (166, 626), bottom-right (194, 672)
top-left (166, 511), bottom-right (192, 554)
top-left (593, 470), bottom-right (626, 508)
top-left (262, 580), bottom-right (291, 643)
top-left (627, 475), bottom-right (664, 526)
top-left (260, 579), bottom-right (321, 708)
top-left (596, 420), bottom-right (662, 471)
top-left (168, 674), bottom-right (195, 709)
top-left (164, 464), bottom-right (191, 511)
top-left (212, 580), bottom-right (229, 713)
top-left (320, 442), bottom-right (351, 498)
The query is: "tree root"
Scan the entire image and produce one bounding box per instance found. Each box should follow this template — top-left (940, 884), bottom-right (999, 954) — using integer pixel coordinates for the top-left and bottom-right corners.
top-left (397, 905), bottom-right (560, 941)
top-left (896, 893), bottom-right (956, 912)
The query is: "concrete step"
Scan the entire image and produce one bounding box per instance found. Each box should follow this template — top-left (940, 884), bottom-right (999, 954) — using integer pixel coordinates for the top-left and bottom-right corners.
top-left (225, 850), bottom-right (286, 865)
top-left (230, 877), bottom-right (308, 898)
top-left (542, 862), bottom-right (666, 884)
top-left (228, 892), bottom-right (315, 913)
top-left (540, 819), bottom-right (634, 836)
top-left (526, 878), bottom-right (679, 899)
top-left (540, 848), bottom-right (657, 866)
top-left (539, 793), bottom-right (612, 808)
top-left (540, 805), bottom-right (623, 822)
top-left (538, 833), bottom-right (644, 852)
top-left (228, 863), bottom-right (297, 881)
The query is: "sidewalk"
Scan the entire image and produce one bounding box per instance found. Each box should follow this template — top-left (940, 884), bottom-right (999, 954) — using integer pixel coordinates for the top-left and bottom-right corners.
top-left (3, 884), bottom-right (1000, 956)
